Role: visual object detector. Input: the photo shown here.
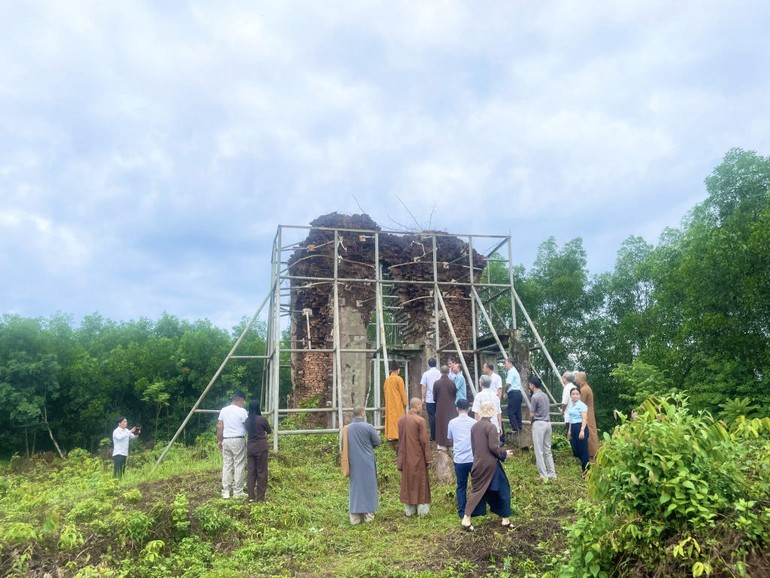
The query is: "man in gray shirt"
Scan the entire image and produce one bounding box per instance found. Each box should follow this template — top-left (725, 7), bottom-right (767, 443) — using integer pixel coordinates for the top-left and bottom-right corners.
top-left (528, 376), bottom-right (556, 481)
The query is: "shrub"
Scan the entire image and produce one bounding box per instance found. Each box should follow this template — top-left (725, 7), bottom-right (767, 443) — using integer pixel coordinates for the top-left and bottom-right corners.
top-left (552, 395), bottom-right (770, 577)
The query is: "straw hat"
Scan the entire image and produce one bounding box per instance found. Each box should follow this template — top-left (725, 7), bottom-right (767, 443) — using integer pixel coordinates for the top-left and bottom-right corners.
top-left (479, 401), bottom-right (496, 419)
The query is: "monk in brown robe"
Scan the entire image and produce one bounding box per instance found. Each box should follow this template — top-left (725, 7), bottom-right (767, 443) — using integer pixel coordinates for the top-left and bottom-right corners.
top-left (461, 401), bottom-right (514, 531)
top-left (576, 371), bottom-right (599, 462)
top-left (383, 362), bottom-right (407, 442)
top-left (433, 365), bottom-right (458, 450)
top-left (397, 398), bottom-right (432, 516)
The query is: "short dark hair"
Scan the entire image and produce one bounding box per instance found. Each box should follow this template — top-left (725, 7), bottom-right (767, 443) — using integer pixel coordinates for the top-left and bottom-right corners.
top-left (232, 390), bottom-right (247, 401)
top-left (528, 375), bottom-right (542, 389)
top-left (485, 362), bottom-right (495, 372)
top-left (428, 358), bottom-right (437, 367)
top-left (389, 360), bottom-right (400, 371)
top-left (456, 399), bottom-right (470, 411)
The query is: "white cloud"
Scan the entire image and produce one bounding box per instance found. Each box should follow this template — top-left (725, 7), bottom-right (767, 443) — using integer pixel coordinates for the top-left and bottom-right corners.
top-left (1, 1), bottom-right (769, 326)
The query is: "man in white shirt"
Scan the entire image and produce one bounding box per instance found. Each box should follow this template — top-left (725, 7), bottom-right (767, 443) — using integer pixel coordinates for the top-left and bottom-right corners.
top-left (112, 417), bottom-right (140, 478)
top-left (420, 358), bottom-right (441, 441)
top-left (217, 390), bottom-right (248, 499)
top-left (560, 371), bottom-right (578, 433)
top-left (471, 375), bottom-right (502, 437)
top-left (504, 358), bottom-right (524, 433)
top-left (447, 399), bottom-right (485, 518)
top-left (483, 362), bottom-right (503, 400)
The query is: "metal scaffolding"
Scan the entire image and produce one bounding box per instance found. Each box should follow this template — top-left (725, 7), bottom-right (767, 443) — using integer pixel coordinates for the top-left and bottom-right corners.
top-left (155, 223), bottom-right (562, 466)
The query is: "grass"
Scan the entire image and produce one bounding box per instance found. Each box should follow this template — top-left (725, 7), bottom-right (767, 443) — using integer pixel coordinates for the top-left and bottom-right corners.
top-left (0, 431), bottom-right (586, 577)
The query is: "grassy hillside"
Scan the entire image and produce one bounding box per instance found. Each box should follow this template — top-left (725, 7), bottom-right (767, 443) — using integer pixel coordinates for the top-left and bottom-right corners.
top-left (0, 432), bottom-right (585, 577)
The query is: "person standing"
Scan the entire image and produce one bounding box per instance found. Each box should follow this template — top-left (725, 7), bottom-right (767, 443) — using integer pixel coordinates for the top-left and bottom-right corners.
top-left (559, 371), bottom-right (578, 433)
top-left (528, 376), bottom-right (557, 481)
top-left (566, 388), bottom-right (590, 476)
top-left (447, 399), bottom-right (486, 519)
top-left (383, 361), bottom-right (407, 443)
top-left (472, 375), bottom-right (502, 439)
top-left (397, 398), bottom-right (432, 516)
top-left (420, 358), bottom-right (441, 441)
top-left (504, 358), bottom-right (523, 433)
top-left (460, 401), bottom-right (515, 532)
top-left (433, 365), bottom-right (458, 450)
top-left (245, 400), bottom-right (271, 502)
top-left (576, 371), bottom-right (599, 462)
top-left (451, 361), bottom-right (467, 404)
top-left (217, 390), bottom-right (248, 499)
top-left (342, 407), bottom-right (381, 524)
top-left (112, 417), bottom-right (140, 478)
top-left (483, 362), bottom-right (503, 400)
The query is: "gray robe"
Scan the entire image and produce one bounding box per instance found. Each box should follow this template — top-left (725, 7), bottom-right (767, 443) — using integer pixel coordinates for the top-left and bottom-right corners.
top-left (347, 417), bottom-right (381, 514)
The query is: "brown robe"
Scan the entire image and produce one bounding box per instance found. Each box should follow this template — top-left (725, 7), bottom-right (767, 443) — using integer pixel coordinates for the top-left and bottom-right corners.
top-left (397, 410), bottom-right (432, 505)
top-left (433, 376), bottom-right (458, 447)
top-left (464, 418), bottom-right (506, 516)
top-left (383, 373), bottom-right (407, 440)
top-left (580, 381), bottom-right (599, 461)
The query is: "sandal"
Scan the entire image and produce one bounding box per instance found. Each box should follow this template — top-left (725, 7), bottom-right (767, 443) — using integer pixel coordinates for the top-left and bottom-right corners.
top-left (501, 520), bottom-right (514, 530)
top-left (461, 522), bottom-right (475, 532)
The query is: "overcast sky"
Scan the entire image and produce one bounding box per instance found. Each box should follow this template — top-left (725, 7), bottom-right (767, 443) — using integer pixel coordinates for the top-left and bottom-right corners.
top-left (2, 1), bottom-right (769, 330)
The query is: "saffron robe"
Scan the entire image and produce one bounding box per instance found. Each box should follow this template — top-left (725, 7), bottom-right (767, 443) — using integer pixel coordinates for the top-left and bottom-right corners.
top-left (580, 383), bottom-right (599, 461)
top-left (384, 372), bottom-right (407, 440)
top-left (397, 410), bottom-right (432, 505)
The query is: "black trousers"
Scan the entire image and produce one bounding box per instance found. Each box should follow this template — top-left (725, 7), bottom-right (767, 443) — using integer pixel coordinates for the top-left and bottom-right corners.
top-left (569, 422), bottom-right (590, 472)
top-left (507, 390), bottom-right (523, 432)
top-left (113, 454), bottom-right (127, 478)
top-left (426, 402), bottom-right (436, 441)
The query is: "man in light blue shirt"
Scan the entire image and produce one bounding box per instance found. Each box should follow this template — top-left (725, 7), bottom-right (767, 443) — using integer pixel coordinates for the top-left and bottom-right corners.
top-left (504, 358), bottom-right (523, 433)
top-left (450, 360), bottom-right (467, 404)
top-left (447, 399), bottom-right (485, 518)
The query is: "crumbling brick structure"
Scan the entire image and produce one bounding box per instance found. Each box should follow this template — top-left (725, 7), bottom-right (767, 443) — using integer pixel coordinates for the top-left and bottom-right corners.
top-left (287, 213), bottom-right (488, 414)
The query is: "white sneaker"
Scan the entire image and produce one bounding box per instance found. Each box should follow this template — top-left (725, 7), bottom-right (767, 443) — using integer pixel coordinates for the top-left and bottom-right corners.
top-left (222, 492), bottom-right (230, 499)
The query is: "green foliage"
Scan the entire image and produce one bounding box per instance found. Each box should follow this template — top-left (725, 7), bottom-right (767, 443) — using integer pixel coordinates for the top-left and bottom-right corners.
top-left (171, 491), bottom-right (190, 536)
top-left (0, 313), bottom-right (270, 457)
top-left (610, 359), bottom-right (672, 407)
top-left (553, 395), bottom-right (770, 577)
top-left (720, 396), bottom-right (761, 423)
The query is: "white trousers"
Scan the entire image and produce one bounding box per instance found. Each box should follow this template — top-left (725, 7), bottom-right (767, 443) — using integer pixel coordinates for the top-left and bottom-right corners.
top-left (222, 438), bottom-right (247, 497)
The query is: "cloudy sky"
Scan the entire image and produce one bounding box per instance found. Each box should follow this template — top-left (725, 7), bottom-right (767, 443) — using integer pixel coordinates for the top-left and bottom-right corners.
top-left (2, 1), bottom-right (769, 330)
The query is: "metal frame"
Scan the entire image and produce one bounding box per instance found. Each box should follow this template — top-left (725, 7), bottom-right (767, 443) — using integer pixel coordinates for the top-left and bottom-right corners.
top-left (155, 224), bottom-right (562, 466)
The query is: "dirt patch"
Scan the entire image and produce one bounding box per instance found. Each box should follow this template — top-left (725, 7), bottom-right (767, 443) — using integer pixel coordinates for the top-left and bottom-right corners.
top-left (445, 515), bottom-right (567, 576)
top-left (135, 468), bottom-right (219, 510)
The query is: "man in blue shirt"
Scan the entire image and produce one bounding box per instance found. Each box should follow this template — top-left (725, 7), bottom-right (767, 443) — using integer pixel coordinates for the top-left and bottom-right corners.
top-left (450, 360), bottom-right (467, 404)
top-left (447, 399), bottom-right (485, 518)
top-left (504, 358), bottom-right (523, 433)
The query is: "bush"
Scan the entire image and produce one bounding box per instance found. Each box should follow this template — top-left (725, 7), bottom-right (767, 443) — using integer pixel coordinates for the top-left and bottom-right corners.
top-left (552, 395), bottom-right (770, 577)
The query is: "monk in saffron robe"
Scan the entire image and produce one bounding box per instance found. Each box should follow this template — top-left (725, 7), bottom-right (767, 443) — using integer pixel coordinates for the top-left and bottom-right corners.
top-left (383, 361), bottom-right (407, 442)
top-left (397, 398), bottom-right (432, 516)
top-left (576, 371), bottom-right (599, 462)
